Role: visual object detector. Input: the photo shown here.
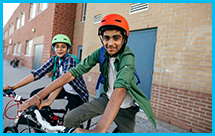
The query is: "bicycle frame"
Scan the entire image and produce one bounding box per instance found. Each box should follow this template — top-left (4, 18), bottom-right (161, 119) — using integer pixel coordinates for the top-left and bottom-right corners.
top-left (3, 89), bottom-right (73, 133)
top-left (3, 89), bottom-right (118, 133)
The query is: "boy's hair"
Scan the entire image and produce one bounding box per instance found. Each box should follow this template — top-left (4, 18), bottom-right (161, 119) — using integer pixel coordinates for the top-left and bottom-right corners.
top-left (99, 25), bottom-right (127, 38)
top-left (52, 42), bottom-right (70, 48)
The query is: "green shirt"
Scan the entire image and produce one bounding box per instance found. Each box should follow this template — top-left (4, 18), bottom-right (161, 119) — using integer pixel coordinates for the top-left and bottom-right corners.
top-left (69, 46), bottom-right (157, 130)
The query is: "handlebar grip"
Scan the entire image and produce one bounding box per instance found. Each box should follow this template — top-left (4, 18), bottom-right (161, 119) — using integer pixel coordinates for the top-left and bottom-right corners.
top-left (28, 105), bottom-right (38, 111)
top-left (3, 89), bottom-right (16, 97)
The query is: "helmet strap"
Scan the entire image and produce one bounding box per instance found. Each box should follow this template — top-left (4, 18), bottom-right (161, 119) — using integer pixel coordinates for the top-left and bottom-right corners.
top-left (99, 35), bottom-right (104, 46)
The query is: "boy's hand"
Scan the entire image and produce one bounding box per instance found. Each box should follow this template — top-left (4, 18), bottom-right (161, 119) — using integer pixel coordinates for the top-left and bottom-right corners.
top-left (18, 95), bottom-right (40, 112)
top-left (3, 84), bottom-right (12, 92)
top-left (38, 100), bottom-right (50, 110)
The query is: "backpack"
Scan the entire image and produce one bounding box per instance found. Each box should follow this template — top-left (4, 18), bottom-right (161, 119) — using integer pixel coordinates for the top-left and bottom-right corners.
top-left (52, 54), bottom-right (79, 81)
top-left (95, 46), bottom-right (141, 90)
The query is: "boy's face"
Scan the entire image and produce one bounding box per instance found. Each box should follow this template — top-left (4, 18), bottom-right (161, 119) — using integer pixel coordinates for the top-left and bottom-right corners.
top-left (102, 30), bottom-right (124, 57)
top-left (54, 42), bottom-right (68, 57)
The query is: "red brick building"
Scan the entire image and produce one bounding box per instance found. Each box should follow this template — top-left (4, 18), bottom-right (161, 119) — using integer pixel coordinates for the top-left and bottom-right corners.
top-left (3, 3), bottom-right (80, 69)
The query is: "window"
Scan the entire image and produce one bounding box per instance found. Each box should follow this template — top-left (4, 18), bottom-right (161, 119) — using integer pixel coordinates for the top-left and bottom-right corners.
top-left (26, 40), bottom-right (33, 56)
top-left (9, 25), bottom-right (11, 35)
top-left (9, 23), bottom-right (14, 35)
top-left (4, 29), bottom-right (8, 39)
top-left (21, 12), bottom-right (25, 27)
top-left (7, 46), bottom-right (11, 55)
top-left (39, 3), bottom-right (48, 13)
top-left (129, 3), bottom-right (149, 14)
top-left (94, 14), bottom-right (101, 24)
top-left (13, 44), bottom-right (17, 55)
top-left (30, 3), bottom-right (37, 20)
top-left (11, 22), bottom-right (14, 34)
top-left (81, 3), bottom-right (87, 22)
top-left (3, 47), bottom-right (6, 53)
top-left (18, 42), bottom-right (22, 55)
top-left (16, 16), bottom-right (20, 30)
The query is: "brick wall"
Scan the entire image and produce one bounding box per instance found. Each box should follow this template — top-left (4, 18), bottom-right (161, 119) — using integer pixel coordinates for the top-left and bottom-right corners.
top-left (3, 3), bottom-right (77, 69)
top-left (83, 3), bottom-right (212, 133)
top-left (52, 3), bottom-right (77, 56)
top-left (72, 3), bottom-right (85, 57)
top-left (3, 3), bottom-right (56, 69)
top-left (151, 84), bottom-right (212, 133)
top-left (153, 3), bottom-right (212, 93)
top-left (150, 3), bottom-right (212, 133)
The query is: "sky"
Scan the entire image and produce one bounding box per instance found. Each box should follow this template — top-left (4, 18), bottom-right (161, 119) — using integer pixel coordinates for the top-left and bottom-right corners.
top-left (3, 3), bottom-right (20, 28)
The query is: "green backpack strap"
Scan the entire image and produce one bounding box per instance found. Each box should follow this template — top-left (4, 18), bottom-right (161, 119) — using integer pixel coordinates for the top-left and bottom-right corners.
top-left (69, 54), bottom-right (79, 64)
top-left (52, 56), bottom-right (58, 81)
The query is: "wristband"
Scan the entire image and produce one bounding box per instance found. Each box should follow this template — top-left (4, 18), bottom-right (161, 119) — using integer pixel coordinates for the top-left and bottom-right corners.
top-left (34, 94), bottom-right (42, 105)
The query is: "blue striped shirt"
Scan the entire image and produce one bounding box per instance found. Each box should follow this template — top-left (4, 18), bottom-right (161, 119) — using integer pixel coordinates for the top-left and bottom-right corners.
top-left (31, 55), bottom-right (89, 103)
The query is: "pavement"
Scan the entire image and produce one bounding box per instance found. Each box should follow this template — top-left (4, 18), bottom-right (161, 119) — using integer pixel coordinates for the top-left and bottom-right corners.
top-left (3, 59), bottom-right (189, 133)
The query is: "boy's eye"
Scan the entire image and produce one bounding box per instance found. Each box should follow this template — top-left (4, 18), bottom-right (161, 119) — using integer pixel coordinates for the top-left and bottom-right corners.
top-left (102, 35), bottom-right (121, 41)
top-left (103, 36), bottom-right (110, 41)
top-left (113, 36), bottom-right (120, 41)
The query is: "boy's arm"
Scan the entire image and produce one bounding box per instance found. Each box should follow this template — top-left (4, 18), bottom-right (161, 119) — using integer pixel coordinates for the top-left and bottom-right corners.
top-left (38, 87), bottom-right (63, 110)
top-left (4, 57), bottom-right (55, 92)
top-left (73, 87), bottom-right (126, 133)
top-left (3, 74), bottom-right (35, 91)
top-left (18, 71), bottom-right (75, 112)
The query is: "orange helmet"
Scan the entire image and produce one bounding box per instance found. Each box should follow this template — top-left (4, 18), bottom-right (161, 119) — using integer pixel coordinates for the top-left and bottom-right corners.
top-left (98, 14), bottom-right (129, 37)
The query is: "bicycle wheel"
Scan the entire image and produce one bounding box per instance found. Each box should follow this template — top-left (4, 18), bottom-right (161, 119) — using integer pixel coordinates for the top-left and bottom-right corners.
top-left (18, 125), bottom-right (46, 133)
top-left (14, 116), bottom-right (45, 133)
top-left (112, 127), bottom-right (119, 133)
top-left (3, 126), bottom-right (18, 133)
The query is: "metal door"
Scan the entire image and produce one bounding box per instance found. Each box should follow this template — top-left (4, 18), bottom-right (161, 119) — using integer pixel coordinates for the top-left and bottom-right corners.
top-left (127, 28), bottom-right (157, 100)
top-left (33, 44), bottom-right (44, 70)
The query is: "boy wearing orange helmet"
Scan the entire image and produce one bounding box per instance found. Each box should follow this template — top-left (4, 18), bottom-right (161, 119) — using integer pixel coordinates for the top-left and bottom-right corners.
top-left (19, 14), bottom-right (156, 133)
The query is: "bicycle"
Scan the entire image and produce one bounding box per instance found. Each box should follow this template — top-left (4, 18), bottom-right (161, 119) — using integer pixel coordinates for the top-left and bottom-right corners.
top-left (3, 89), bottom-right (91, 133)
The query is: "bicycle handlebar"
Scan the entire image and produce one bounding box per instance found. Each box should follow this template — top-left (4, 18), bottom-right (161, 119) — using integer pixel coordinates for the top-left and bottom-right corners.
top-left (3, 89), bottom-right (75, 133)
top-left (33, 106), bottom-right (75, 133)
top-left (3, 89), bottom-right (16, 97)
top-left (34, 109), bottom-right (66, 132)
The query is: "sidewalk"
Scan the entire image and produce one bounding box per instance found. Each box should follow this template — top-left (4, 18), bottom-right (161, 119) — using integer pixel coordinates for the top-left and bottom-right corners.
top-left (3, 59), bottom-right (189, 133)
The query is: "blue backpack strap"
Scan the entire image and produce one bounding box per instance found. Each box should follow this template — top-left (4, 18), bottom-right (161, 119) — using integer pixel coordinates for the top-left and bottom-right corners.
top-left (135, 69), bottom-right (141, 85)
top-left (96, 46), bottom-right (105, 90)
top-left (99, 46), bottom-right (106, 70)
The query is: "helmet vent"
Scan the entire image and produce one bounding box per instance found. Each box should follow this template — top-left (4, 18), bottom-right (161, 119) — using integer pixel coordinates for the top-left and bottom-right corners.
top-left (54, 38), bottom-right (57, 40)
top-left (63, 38), bottom-right (67, 40)
top-left (115, 19), bottom-right (121, 22)
top-left (101, 20), bottom-right (106, 22)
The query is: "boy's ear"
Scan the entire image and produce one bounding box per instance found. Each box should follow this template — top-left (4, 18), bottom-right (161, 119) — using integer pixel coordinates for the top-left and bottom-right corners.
top-left (123, 36), bottom-right (127, 44)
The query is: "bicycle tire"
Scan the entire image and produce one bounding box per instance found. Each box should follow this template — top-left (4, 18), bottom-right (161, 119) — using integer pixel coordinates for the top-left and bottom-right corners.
top-left (12, 116), bottom-right (44, 133)
top-left (112, 127), bottom-right (119, 133)
top-left (3, 126), bottom-right (18, 133)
